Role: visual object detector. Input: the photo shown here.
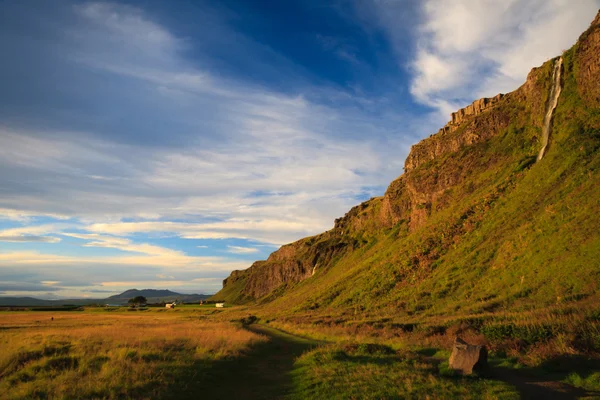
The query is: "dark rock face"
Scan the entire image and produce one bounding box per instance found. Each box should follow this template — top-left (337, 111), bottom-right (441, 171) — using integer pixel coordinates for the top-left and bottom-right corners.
top-left (449, 337), bottom-right (488, 375)
top-left (576, 10), bottom-right (600, 108)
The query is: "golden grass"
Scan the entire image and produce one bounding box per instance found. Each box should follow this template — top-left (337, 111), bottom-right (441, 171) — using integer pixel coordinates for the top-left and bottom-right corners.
top-left (0, 311), bottom-right (266, 399)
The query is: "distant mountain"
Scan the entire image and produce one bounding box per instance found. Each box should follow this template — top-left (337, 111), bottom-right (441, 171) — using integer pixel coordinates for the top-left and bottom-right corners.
top-left (0, 289), bottom-right (213, 306)
top-left (106, 289), bottom-right (182, 300)
top-left (0, 297), bottom-right (57, 306)
top-left (105, 288), bottom-right (212, 304)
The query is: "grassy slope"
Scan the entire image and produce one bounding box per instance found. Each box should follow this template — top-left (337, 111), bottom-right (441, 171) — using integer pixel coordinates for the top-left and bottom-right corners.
top-left (233, 43), bottom-right (600, 322)
top-left (207, 42), bottom-right (600, 374)
top-left (207, 22), bottom-right (600, 394)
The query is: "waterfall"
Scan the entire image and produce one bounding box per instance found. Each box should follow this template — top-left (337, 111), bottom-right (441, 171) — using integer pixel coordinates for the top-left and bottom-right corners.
top-left (537, 57), bottom-right (563, 161)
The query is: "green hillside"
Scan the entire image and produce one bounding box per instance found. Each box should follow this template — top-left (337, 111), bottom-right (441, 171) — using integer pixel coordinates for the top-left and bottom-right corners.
top-left (214, 12), bottom-right (600, 353)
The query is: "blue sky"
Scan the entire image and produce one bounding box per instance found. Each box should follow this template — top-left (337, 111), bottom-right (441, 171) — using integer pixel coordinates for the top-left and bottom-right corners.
top-left (1, 0), bottom-right (598, 298)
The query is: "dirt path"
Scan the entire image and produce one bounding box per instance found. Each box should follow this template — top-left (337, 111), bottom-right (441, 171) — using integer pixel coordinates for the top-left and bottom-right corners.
top-left (165, 324), bottom-right (319, 400)
top-left (165, 323), bottom-right (599, 399)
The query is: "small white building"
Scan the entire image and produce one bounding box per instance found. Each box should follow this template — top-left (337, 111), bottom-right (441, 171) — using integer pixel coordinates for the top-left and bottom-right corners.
top-left (216, 302), bottom-right (225, 308)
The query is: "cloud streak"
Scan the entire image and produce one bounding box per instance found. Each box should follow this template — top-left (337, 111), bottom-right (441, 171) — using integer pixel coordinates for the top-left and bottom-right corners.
top-left (0, 235), bottom-right (61, 243)
top-left (227, 246), bottom-right (260, 254)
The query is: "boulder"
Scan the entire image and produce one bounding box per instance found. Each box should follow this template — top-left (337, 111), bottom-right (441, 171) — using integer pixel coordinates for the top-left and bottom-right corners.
top-left (449, 337), bottom-right (488, 375)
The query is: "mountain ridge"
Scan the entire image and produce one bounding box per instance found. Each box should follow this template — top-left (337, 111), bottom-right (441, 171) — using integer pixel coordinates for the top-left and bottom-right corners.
top-left (0, 289), bottom-right (212, 306)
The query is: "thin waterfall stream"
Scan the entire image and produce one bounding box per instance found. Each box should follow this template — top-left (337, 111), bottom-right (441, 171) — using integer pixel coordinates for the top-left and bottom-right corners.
top-left (537, 57), bottom-right (563, 161)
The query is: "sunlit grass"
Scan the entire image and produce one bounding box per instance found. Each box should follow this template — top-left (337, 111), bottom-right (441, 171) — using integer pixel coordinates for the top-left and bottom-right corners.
top-left (289, 344), bottom-right (519, 399)
top-left (0, 311), bottom-right (266, 399)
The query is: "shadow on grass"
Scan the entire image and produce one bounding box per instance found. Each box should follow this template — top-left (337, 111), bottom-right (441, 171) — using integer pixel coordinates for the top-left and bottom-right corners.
top-left (161, 324), bottom-right (320, 400)
top-left (488, 355), bottom-right (600, 400)
top-left (416, 347), bottom-right (439, 357)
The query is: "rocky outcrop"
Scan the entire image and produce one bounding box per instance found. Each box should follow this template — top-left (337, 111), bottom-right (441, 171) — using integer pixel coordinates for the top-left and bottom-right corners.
top-left (403, 62), bottom-right (560, 174)
top-left (451, 94), bottom-right (504, 125)
top-left (449, 337), bottom-right (488, 375)
top-left (576, 10), bottom-right (600, 108)
top-left (222, 269), bottom-right (246, 287)
top-left (404, 94), bottom-right (506, 173)
top-left (222, 231), bottom-right (358, 300)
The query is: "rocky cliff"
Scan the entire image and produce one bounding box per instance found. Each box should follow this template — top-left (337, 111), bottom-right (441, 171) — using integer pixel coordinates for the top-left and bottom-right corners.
top-left (576, 10), bottom-right (600, 108)
top-left (214, 11), bottom-right (600, 308)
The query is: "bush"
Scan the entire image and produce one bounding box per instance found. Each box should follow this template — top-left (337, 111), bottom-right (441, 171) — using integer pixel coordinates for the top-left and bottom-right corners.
top-left (481, 323), bottom-right (555, 345)
top-left (343, 342), bottom-right (396, 355)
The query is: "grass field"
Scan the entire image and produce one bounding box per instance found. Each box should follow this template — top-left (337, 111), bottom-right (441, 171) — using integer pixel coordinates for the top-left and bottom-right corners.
top-left (0, 310), bottom-right (265, 399)
top-left (289, 344), bottom-right (520, 400)
top-left (2, 308), bottom-right (600, 399)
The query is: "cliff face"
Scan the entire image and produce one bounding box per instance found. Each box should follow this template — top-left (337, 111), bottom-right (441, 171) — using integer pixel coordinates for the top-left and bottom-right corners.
top-left (403, 66), bottom-right (552, 173)
top-left (450, 94), bottom-right (504, 125)
top-left (214, 11), bottom-right (600, 306)
top-left (222, 230), bottom-right (360, 300)
top-left (576, 10), bottom-right (600, 108)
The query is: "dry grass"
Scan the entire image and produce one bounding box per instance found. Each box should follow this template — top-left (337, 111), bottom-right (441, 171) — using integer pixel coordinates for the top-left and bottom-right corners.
top-left (0, 311), bottom-right (266, 399)
top-left (266, 299), bottom-right (600, 368)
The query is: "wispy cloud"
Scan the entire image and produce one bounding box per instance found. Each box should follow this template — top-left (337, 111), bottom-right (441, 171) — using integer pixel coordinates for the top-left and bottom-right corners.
top-left (0, 282), bottom-right (64, 292)
top-left (371, 0), bottom-right (600, 117)
top-left (0, 1), bottom-right (411, 256)
top-left (227, 246), bottom-right (260, 254)
top-left (0, 235), bottom-right (61, 243)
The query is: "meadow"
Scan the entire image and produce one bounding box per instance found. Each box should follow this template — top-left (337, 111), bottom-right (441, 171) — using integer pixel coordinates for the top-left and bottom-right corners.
top-left (2, 307), bottom-right (599, 399)
top-left (0, 310), bottom-right (265, 399)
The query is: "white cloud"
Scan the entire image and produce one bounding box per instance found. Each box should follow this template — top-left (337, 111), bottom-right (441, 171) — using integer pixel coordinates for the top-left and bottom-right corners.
top-left (41, 281), bottom-right (61, 286)
top-left (0, 208), bottom-right (70, 222)
top-left (373, 0), bottom-right (600, 116)
top-left (83, 218), bottom-right (332, 246)
top-left (0, 224), bottom-right (71, 236)
top-left (0, 250), bottom-right (248, 271)
top-left (0, 223), bottom-right (72, 243)
top-left (0, 235), bottom-right (61, 243)
top-left (156, 274), bottom-right (175, 279)
top-left (227, 246), bottom-right (260, 254)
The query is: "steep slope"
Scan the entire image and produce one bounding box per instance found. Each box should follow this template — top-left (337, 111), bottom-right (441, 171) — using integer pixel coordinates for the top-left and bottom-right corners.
top-left (214, 12), bottom-right (600, 319)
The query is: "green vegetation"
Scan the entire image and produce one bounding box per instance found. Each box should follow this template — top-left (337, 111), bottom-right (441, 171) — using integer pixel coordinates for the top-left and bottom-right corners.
top-left (565, 371), bottom-right (600, 392)
top-left (290, 344), bottom-right (519, 399)
top-left (127, 295), bottom-right (147, 306)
